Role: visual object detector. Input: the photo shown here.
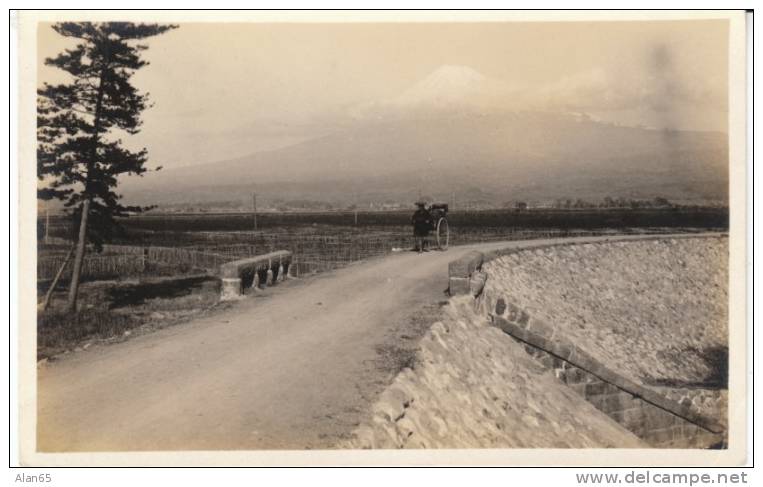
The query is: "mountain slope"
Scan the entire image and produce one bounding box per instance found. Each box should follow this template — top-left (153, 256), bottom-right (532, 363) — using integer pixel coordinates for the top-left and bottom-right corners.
top-left (122, 111), bottom-right (728, 207)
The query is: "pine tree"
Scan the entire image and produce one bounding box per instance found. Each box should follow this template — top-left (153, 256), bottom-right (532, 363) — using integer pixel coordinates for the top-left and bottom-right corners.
top-left (37, 22), bottom-right (177, 313)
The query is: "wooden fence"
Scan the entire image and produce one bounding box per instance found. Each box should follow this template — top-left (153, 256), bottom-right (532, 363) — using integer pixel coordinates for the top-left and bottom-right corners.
top-left (37, 245), bottom-right (228, 281)
top-left (37, 254), bottom-right (145, 281)
top-left (37, 227), bottom-right (635, 282)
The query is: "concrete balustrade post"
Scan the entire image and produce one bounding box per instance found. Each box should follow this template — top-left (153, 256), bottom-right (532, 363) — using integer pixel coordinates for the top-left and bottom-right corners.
top-left (220, 278), bottom-right (243, 301)
top-left (257, 269), bottom-right (269, 289)
top-left (271, 264), bottom-right (280, 283)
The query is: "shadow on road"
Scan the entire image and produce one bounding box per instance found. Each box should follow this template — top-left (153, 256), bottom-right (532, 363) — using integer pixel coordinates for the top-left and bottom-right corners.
top-left (108, 276), bottom-right (217, 309)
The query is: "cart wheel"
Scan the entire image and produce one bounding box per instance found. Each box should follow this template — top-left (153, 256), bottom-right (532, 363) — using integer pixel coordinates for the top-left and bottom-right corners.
top-left (436, 218), bottom-right (449, 250)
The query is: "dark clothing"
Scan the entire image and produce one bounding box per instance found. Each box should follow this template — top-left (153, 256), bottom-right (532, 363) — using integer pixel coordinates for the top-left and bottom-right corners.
top-left (411, 208), bottom-right (433, 237)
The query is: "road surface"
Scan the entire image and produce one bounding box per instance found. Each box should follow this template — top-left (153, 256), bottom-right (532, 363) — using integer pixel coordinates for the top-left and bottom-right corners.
top-left (36, 235), bottom-right (677, 452)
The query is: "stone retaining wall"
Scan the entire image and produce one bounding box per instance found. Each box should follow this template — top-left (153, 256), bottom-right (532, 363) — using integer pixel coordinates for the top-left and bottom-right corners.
top-left (480, 236), bottom-right (728, 392)
top-left (478, 235), bottom-right (728, 447)
top-left (343, 298), bottom-right (645, 449)
top-left (521, 340), bottom-right (723, 448)
top-left (345, 235), bottom-right (727, 450)
top-left (489, 300), bottom-right (724, 448)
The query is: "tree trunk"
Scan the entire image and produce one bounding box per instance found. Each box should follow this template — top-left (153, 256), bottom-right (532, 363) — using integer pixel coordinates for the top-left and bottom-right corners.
top-left (65, 55), bottom-right (109, 315)
top-left (41, 244), bottom-right (75, 312)
top-left (66, 199), bottom-right (90, 313)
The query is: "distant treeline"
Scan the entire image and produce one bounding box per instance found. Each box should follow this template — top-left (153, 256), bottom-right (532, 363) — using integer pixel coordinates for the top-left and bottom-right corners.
top-left (38, 207), bottom-right (726, 235)
top-left (548, 196), bottom-right (676, 209)
top-left (497, 196), bottom-right (707, 210)
top-left (158, 196), bottom-right (716, 214)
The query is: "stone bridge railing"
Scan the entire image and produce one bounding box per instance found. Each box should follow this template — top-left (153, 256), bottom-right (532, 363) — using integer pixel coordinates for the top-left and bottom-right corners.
top-left (448, 250), bottom-right (487, 296)
top-left (219, 250), bottom-right (292, 300)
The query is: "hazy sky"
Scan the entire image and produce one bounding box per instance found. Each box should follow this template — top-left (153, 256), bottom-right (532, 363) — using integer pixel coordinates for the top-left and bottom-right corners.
top-left (37, 20), bottom-right (729, 170)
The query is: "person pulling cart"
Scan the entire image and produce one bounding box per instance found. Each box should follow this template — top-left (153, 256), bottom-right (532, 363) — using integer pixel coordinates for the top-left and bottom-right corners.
top-left (411, 201), bottom-right (450, 252)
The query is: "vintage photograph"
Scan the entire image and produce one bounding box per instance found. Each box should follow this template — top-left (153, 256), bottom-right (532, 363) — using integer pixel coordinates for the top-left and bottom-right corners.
top-left (17, 10), bottom-right (748, 465)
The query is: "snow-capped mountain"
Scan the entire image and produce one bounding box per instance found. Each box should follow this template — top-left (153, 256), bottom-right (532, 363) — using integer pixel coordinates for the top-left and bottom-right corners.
top-left (351, 65), bottom-right (515, 119)
top-left (394, 65), bottom-right (504, 108)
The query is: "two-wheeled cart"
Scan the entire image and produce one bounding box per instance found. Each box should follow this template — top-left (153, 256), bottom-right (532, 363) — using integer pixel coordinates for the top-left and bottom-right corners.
top-left (428, 203), bottom-right (450, 250)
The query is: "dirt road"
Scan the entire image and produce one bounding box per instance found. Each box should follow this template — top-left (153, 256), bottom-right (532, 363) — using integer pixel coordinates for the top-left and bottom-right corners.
top-left (36, 236), bottom-right (682, 452)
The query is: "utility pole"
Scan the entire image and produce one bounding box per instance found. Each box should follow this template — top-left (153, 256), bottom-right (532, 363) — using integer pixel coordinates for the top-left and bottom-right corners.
top-left (252, 192), bottom-right (258, 232)
top-left (452, 192), bottom-right (456, 211)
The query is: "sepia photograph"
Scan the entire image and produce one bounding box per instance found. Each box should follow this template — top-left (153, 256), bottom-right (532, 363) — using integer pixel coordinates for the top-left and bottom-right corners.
top-left (14, 10), bottom-right (749, 467)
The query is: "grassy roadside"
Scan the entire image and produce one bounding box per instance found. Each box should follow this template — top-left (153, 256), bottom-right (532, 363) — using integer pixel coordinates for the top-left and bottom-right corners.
top-left (37, 275), bottom-right (221, 360)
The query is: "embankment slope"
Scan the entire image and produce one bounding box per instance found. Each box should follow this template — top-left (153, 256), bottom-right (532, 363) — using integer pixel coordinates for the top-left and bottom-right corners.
top-left (347, 236), bottom-right (728, 448)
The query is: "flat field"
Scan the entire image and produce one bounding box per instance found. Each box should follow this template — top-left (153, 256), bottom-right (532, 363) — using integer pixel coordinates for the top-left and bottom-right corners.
top-left (40, 207), bottom-right (728, 279)
top-left (36, 207), bottom-right (728, 358)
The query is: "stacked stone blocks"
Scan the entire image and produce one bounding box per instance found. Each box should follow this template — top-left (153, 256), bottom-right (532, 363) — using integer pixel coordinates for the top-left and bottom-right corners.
top-left (343, 300), bottom-right (647, 449)
top-left (448, 250), bottom-right (487, 296)
top-left (490, 296), bottom-right (725, 448)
